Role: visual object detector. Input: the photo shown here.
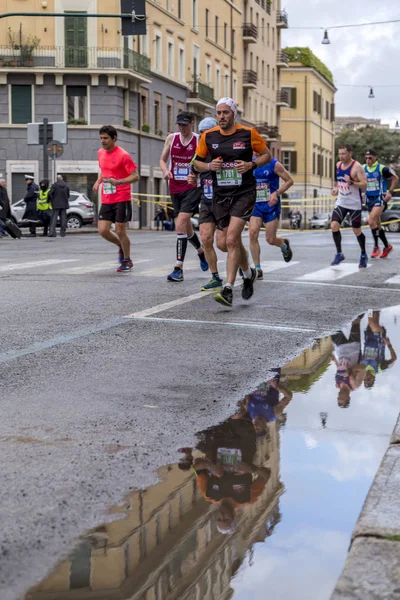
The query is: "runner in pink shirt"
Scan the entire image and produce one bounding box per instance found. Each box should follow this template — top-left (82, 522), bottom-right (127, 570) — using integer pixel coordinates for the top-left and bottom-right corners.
top-left (93, 125), bottom-right (139, 272)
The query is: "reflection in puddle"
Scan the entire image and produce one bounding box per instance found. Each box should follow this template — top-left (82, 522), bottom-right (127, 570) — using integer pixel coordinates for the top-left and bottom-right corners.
top-left (23, 308), bottom-right (400, 600)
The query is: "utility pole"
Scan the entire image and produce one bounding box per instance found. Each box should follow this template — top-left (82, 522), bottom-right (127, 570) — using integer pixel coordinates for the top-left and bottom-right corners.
top-left (230, 2), bottom-right (234, 98)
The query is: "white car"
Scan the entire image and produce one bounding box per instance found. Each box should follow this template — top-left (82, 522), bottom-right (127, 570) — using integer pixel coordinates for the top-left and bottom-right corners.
top-left (11, 191), bottom-right (95, 229)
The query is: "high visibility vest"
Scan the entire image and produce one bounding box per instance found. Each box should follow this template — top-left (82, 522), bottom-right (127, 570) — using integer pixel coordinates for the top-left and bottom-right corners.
top-left (38, 189), bottom-right (52, 211)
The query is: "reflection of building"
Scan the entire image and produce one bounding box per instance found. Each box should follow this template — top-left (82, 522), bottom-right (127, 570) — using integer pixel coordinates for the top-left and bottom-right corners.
top-left (281, 336), bottom-right (333, 392)
top-left (25, 424), bottom-right (283, 600)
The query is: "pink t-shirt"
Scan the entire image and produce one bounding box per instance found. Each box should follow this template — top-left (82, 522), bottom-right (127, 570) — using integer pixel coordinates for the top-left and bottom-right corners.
top-left (98, 146), bottom-right (137, 204)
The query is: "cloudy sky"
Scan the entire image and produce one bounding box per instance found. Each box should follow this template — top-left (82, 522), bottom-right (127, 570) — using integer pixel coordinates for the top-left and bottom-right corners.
top-left (282, 0), bottom-right (400, 125)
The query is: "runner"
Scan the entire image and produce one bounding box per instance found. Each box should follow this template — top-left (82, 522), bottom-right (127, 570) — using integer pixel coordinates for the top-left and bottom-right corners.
top-left (160, 112), bottom-right (208, 282)
top-left (188, 116), bottom-right (225, 291)
top-left (363, 148), bottom-right (398, 259)
top-left (331, 316), bottom-right (363, 408)
top-left (93, 125), bottom-right (139, 272)
top-left (331, 144), bottom-right (368, 268)
top-left (193, 97), bottom-right (271, 307)
top-left (249, 155), bottom-right (294, 279)
top-left (362, 310), bottom-right (397, 388)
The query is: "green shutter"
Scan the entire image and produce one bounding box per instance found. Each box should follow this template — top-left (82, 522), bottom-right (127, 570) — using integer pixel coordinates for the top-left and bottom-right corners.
top-left (291, 87), bottom-right (297, 109)
top-left (291, 152), bottom-right (297, 174)
top-left (11, 85), bottom-right (32, 124)
top-left (65, 12), bottom-right (88, 67)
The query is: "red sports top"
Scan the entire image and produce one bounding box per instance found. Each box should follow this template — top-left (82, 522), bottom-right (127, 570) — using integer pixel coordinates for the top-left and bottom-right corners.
top-left (98, 146), bottom-right (137, 204)
top-left (169, 132), bottom-right (198, 194)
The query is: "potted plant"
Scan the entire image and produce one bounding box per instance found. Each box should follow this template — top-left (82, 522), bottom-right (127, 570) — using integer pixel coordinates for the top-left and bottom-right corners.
top-left (21, 35), bottom-right (40, 66)
top-left (123, 119), bottom-right (132, 128)
top-left (155, 129), bottom-right (163, 137)
top-left (141, 123), bottom-right (150, 133)
top-left (0, 58), bottom-right (4, 67)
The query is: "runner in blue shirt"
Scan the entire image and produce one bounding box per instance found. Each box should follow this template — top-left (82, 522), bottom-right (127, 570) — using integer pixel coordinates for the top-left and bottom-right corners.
top-left (249, 156), bottom-right (294, 279)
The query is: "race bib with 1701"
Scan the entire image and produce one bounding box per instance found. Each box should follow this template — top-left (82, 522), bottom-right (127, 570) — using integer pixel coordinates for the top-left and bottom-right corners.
top-left (103, 182), bottom-right (117, 195)
top-left (216, 163), bottom-right (242, 186)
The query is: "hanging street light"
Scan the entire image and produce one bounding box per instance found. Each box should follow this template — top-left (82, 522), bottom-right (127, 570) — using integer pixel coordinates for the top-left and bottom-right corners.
top-left (369, 87), bottom-right (375, 99)
top-left (395, 120), bottom-right (399, 128)
top-left (322, 29), bottom-right (330, 44)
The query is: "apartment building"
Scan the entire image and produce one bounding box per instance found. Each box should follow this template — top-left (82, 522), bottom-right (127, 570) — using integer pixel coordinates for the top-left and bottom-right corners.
top-left (335, 116), bottom-right (390, 135)
top-left (280, 48), bottom-right (336, 201)
top-left (241, 0), bottom-right (289, 157)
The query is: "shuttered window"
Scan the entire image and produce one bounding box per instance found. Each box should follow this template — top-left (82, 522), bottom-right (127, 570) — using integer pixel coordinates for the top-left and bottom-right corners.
top-left (11, 85), bottom-right (32, 124)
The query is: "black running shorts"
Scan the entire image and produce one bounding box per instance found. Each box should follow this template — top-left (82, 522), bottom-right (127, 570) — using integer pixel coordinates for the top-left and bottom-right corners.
top-left (213, 190), bottom-right (256, 230)
top-left (171, 187), bottom-right (201, 216)
top-left (199, 201), bottom-right (216, 225)
top-left (332, 205), bottom-right (362, 229)
top-left (99, 201), bottom-right (132, 223)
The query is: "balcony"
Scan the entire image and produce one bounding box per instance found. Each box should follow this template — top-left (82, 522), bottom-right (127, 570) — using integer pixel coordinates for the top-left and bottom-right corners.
top-left (0, 46), bottom-right (151, 81)
top-left (277, 51), bottom-right (289, 68)
top-left (277, 10), bottom-right (289, 28)
top-left (187, 80), bottom-right (215, 109)
top-left (255, 123), bottom-right (280, 140)
top-left (242, 23), bottom-right (258, 44)
top-left (242, 70), bottom-right (258, 89)
top-left (276, 89), bottom-right (289, 107)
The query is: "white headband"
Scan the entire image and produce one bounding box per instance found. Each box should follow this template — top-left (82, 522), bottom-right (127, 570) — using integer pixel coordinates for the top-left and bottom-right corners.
top-left (216, 97), bottom-right (237, 118)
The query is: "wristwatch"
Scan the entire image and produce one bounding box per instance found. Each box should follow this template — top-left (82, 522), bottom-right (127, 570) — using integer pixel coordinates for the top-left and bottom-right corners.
top-left (251, 162), bottom-right (257, 170)
top-left (116, 179), bottom-right (122, 185)
top-left (387, 190), bottom-right (393, 197)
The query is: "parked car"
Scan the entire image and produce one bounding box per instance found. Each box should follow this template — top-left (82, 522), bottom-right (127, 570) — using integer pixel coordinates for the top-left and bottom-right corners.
top-left (382, 201), bottom-right (400, 233)
top-left (10, 191), bottom-right (95, 229)
top-left (309, 213), bottom-right (331, 229)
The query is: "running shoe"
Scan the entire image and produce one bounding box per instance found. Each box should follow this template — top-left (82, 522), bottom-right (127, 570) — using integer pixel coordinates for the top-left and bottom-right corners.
top-left (117, 259), bottom-right (133, 272)
top-left (281, 239), bottom-right (293, 263)
top-left (256, 268), bottom-right (264, 280)
top-left (215, 286), bottom-right (233, 307)
top-left (371, 246), bottom-right (381, 258)
top-left (238, 268), bottom-right (243, 277)
top-left (199, 252), bottom-right (209, 272)
top-left (380, 244), bottom-right (393, 259)
top-left (359, 253), bottom-right (368, 269)
top-left (118, 246), bottom-right (124, 264)
top-left (167, 266), bottom-right (184, 282)
top-left (201, 275), bottom-right (223, 291)
top-left (242, 267), bottom-right (257, 300)
top-left (331, 252), bottom-right (345, 266)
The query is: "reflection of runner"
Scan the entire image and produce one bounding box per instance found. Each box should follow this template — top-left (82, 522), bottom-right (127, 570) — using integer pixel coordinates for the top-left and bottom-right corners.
top-left (331, 317), bottom-right (364, 408)
top-left (362, 311), bottom-right (397, 388)
top-left (192, 418), bottom-right (270, 535)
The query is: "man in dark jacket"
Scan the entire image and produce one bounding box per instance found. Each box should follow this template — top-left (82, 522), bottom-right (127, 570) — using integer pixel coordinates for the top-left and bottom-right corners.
top-left (23, 175), bottom-right (40, 237)
top-left (0, 178), bottom-right (11, 236)
top-left (49, 174), bottom-right (70, 237)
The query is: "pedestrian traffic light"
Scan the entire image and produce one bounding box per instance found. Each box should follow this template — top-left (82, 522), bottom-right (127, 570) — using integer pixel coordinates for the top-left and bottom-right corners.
top-left (120, 0), bottom-right (146, 36)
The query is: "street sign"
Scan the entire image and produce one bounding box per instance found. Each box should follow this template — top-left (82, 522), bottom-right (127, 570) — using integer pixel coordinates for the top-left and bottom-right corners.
top-left (47, 140), bottom-right (64, 158)
top-left (120, 0), bottom-right (146, 36)
top-left (28, 122), bottom-right (68, 145)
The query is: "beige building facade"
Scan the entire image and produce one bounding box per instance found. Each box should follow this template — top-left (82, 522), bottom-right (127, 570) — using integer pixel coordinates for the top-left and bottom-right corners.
top-left (280, 56), bottom-right (336, 202)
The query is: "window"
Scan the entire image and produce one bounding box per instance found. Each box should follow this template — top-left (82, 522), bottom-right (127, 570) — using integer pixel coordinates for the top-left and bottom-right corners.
top-left (166, 97), bottom-right (174, 133)
top-left (224, 23), bottom-right (227, 49)
top-left (140, 88), bottom-right (149, 128)
top-left (66, 85), bottom-right (87, 123)
top-left (179, 47), bottom-right (185, 82)
top-left (206, 62), bottom-right (212, 86)
top-left (192, 44), bottom-right (200, 78)
top-left (330, 103), bottom-right (335, 122)
top-left (167, 40), bottom-right (174, 77)
top-left (153, 92), bottom-right (161, 134)
top-left (250, 52), bottom-right (253, 70)
top-left (261, 18), bottom-right (265, 41)
top-left (313, 152), bottom-right (316, 175)
top-left (313, 91), bottom-right (322, 114)
top-left (282, 151), bottom-right (297, 173)
top-left (123, 89), bottom-right (129, 122)
top-left (177, 101), bottom-right (185, 114)
top-left (205, 9), bottom-right (209, 37)
top-left (325, 100), bottom-right (329, 120)
top-left (272, 68), bottom-right (275, 90)
top-left (233, 77), bottom-right (238, 101)
top-left (231, 29), bottom-right (235, 54)
top-left (325, 156), bottom-right (328, 177)
top-left (262, 60), bottom-right (265, 84)
top-left (317, 154), bottom-right (323, 176)
top-left (215, 16), bottom-right (219, 44)
top-left (192, 0), bottom-right (198, 29)
top-left (216, 66), bottom-right (221, 98)
top-left (177, 0), bottom-right (182, 19)
top-left (256, 56), bottom-right (259, 76)
top-left (11, 85), bottom-right (32, 124)
top-left (224, 73), bottom-right (229, 96)
top-left (282, 87), bottom-right (297, 109)
top-left (254, 99), bottom-right (258, 122)
top-left (139, 34), bottom-right (149, 56)
top-left (272, 27), bottom-right (275, 49)
top-left (267, 23), bottom-right (270, 45)
top-left (153, 33), bottom-right (162, 71)
top-left (267, 64), bottom-right (270, 87)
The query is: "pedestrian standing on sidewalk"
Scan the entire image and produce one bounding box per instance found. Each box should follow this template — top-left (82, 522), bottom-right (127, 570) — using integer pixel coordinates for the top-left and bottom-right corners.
top-left (48, 174), bottom-right (70, 237)
top-left (23, 175), bottom-right (39, 237)
top-left (38, 179), bottom-right (52, 237)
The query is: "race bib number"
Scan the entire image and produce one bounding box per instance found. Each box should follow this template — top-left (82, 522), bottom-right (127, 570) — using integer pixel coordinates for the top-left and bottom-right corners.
top-left (203, 178), bottom-right (213, 200)
top-left (217, 447), bottom-right (242, 467)
top-left (217, 163), bottom-right (242, 187)
top-left (338, 180), bottom-right (351, 196)
top-left (174, 166), bottom-right (190, 181)
top-left (103, 182), bottom-right (116, 195)
top-left (367, 179), bottom-right (380, 192)
top-left (256, 182), bottom-right (270, 202)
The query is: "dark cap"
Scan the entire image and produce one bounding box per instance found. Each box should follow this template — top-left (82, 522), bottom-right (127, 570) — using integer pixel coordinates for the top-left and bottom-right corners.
top-left (365, 148), bottom-right (377, 157)
top-left (176, 111), bottom-right (193, 125)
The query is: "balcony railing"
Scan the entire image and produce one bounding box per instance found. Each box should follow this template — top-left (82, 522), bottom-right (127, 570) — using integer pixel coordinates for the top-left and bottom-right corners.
top-left (0, 46), bottom-right (151, 78)
top-left (188, 81), bottom-right (215, 105)
top-left (243, 70), bottom-right (258, 86)
top-left (277, 51), bottom-right (289, 66)
top-left (242, 23), bottom-right (258, 42)
top-left (277, 89), bottom-right (289, 105)
top-left (277, 10), bottom-right (289, 28)
top-left (255, 123), bottom-right (280, 139)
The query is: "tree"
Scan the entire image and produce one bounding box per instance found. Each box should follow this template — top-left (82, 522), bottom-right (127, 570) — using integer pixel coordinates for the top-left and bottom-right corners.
top-left (335, 126), bottom-right (400, 167)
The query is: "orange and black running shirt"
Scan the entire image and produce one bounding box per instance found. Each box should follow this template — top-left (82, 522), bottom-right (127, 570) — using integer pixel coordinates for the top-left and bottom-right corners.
top-left (195, 124), bottom-right (267, 198)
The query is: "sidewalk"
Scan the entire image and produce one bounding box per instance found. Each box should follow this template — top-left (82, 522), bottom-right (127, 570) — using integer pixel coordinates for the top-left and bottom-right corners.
top-left (331, 413), bottom-right (400, 599)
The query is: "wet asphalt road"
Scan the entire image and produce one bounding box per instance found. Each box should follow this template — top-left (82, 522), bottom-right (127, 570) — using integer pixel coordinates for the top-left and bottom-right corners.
top-left (2, 228), bottom-right (400, 599)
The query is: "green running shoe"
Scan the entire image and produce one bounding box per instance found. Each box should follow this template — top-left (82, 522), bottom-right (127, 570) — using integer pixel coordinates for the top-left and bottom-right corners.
top-left (214, 286), bottom-right (233, 307)
top-left (201, 275), bottom-right (223, 291)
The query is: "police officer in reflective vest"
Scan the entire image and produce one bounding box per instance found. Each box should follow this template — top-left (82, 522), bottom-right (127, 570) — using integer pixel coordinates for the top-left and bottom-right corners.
top-left (38, 179), bottom-right (52, 237)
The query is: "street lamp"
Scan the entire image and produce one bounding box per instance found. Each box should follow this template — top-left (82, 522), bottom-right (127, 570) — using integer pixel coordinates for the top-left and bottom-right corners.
top-left (369, 87), bottom-right (375, 99)
top-left (321, 29), bottom-right (330, 44)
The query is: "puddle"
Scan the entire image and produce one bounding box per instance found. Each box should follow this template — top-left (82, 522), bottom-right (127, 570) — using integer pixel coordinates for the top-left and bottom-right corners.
top-left (22, 308), bottom-right (400, 600)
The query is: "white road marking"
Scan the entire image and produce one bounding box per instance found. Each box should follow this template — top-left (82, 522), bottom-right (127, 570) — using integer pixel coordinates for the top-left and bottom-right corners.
top-left (55, 259), bottom-right (151, 274)
top-left (0, 259), bottom-right (78, 273)
top-left (298, 263), bottom-right (370, 282)
top-left (131, 316), bottom-right (316, 333)
top-left (260, 278), bottom-right (400, 292)
top-left (385, 274), bottom-right (400, 285)
top-left (137, 260), bottom-right (199, 277)
top-left (260, 260), bottom-right (299, 273)
top-left (124, 289), bottom-right (214, 318)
